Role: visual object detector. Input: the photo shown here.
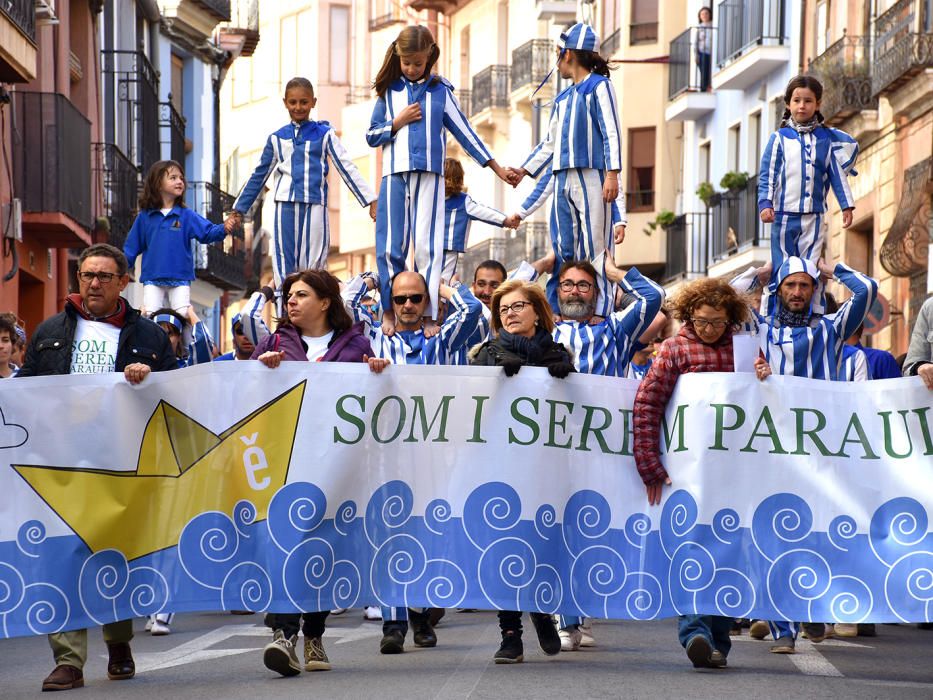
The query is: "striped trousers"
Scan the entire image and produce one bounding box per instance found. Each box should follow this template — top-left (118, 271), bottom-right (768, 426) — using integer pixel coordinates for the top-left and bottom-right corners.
top-left (766, 212), bottom-right (826, 315)
top-left (375, 172), bottom-right (445, 319)
top-left (271, 202), bottom-right (329, 287)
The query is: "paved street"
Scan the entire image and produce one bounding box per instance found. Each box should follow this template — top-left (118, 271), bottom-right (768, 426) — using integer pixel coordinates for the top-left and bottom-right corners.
top-left (1, 612), bottom-right (931, 698)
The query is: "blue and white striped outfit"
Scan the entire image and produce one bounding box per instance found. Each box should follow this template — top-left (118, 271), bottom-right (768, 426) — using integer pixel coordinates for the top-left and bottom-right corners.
top-left (234, 120), bottom-right (375, 286)
top-left (443, 193), bottom-right (506, 280)
top-left (840, 343), bottom-right (870, 381)
top-left (239, 290), bottom-right (272, 346)
top-left (518, 166), bottom-right (627, 313)
top-left (758, 124), bottom-right (858, 314)
top-left (153, 313), bottom-right (215, 368)
top-left (367, 76), bottom-right (494, 318)
top-left (342, 274), bottom-right (483, 366)
top-left (521, 72), bottom-right (622, 316)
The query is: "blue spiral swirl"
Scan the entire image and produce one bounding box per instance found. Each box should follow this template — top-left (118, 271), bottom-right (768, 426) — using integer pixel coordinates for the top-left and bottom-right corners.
top-left (334, 499), bottom-right (358, 536)
top-left (669, 542), bottom-right (716, 593)
top-left (869, 497), bottom-right (929, 566)
top-left (233, 499), bottom-right (257, 537)
top-left (828, 515), bottom-right (858, 552)
top-left (562, 490), bottom-right (611, 556)
top-left (365, 480), bottom-right (414, 547)
top-left (478, 538), bottom-right (536, 596)
top-left (767, 549), bottom-right (831, 620)
top-left (413, 559), bottom-right (468, 609)
top-left (16, 520), bottom-right (46, 558)
top-left (529, 564), bottom-right (562, 614)
top-left (819, 575), bottom-right (873, 623)
top-left (0, 562), bottom-right (24, 616)
top-left (283, 538), bottom-right (336, 606)
top-left (624, 513), bottom-right (652, 549)
top-left (424, 498), bottom-right (453, 536)
top-left (177, 511), bottom-right (241, 589)
top-left (7, 583), bottom-right (70, 635)
top-left (712, 508), bottom-right (741, 545)
top-left (884, 551), bottom-right (933, 622)
top-left (708, 568), bottom-right (755, 618)
top-left (120, 566), bottom-right (170, 617)
top-left (571, 546), bottom-right (627, 610)
top-left (660, 490), bottom-right (698, 556)
top-left (371, 534), bottom-right (427, 594)
top-left (752, 493), bottom-right (814, 561)
top-left (619, 572), bottom-right (663, 620)
top-left (221, 562), bottom-right (272, 612)
top-left (534, 504), bottom-right (558, 541)
top-left (268, 482), bottom-right (327, 553)
top-left (321, 560), bottom-right (361, 611)
top-left (78, 550), bottom-right (129, 624)
top-left (463, 482), bottom-right (522, 550)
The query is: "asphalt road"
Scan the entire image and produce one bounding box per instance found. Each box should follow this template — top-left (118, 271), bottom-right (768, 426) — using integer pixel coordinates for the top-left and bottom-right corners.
top-left (1, 611), bottom-right (931, 699)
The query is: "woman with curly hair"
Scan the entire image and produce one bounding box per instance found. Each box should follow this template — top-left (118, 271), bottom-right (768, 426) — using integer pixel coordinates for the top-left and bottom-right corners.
top-left (632, 277), bottom-right (770, 671)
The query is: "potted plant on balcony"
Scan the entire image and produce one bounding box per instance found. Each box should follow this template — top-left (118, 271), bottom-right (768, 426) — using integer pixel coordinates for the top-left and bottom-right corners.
top-left (643, 209), bottom-right (676, 236)
top-left (719, 171), bottom-right (749, 193)
top-left (696, 181), bottom-right (716, 207)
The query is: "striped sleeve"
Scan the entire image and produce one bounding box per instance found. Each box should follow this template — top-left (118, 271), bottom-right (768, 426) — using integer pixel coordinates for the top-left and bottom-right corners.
top-left (325, 130), bottom-right (376, 206)
top-left (519, 168), bottom-right (554, 217)
top-left (442, 90), bottom-right (493, 166)
top-left (611, 189), bottom-right (628, 227)
top-left (827, 129), bottom-right (858, 210)
top-left (610, 267), bottom-right (664, 370)
top-left (464, 195), bottom-right (506, 226)
top-left (366, 96), bottom-right (395, 147)
top-left (438, 285), bottom-right (484, 361)
top-left (758, 131), bottom-right (782, 210)
top-left (522, 106), bottom-right (558, 177)
top-left (234, 135), bottom-right (278, 213)
top-left (240, 290), bottom-right (271, 345)
top-left (341, 273), bottom-right (379, 335)
top-left (185, 321), bottom-right (215, 366)
top-left (827, 263), bottom-right (878, 342)
top-left (593, 79), bottom-right (622, 171)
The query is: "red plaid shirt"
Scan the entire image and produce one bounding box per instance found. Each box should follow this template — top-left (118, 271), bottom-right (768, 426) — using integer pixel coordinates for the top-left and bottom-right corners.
top-left (633, 324), bottom-right (735, 485)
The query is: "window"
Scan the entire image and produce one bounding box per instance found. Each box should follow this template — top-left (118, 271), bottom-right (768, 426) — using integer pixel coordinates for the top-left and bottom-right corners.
top-left (329, 6), bottom-right (350, 85)
top-left (748, 111), bottom-right (762, 174)
top-left (727, 123), bottom-right (741, 173)
top-left (170, 54), bottom-right (184, 115)
top-left (699, 141), bottom-right (711, 189)
top-left (816, 1), bottom-right (829, 55)
top-left (630, 0), bottom-right (658, 45)
top-left (627, 127), bottom-right (656, 212)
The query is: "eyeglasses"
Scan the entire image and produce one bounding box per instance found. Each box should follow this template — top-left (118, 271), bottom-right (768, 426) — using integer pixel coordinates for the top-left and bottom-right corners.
top-left (691, 318), bottom-right (729, 330)
top-left (559, 280), bottom-right (594, 293)
top-left (78, 271), bottom-right (118, 284)
top-left (392, 294), bottom-right (424, 305)
top-left (499, 300), bottom-right (531, 316)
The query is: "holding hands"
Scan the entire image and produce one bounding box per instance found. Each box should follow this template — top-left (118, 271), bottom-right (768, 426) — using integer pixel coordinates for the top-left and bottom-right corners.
top-left (503, 214), bottom-right (522, 229)
top-left (224, 211), bottom-right (242, 234)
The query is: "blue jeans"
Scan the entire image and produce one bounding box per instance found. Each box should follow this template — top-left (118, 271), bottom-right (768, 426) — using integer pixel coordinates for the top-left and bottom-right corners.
top-left (677, 615), bottom-right (732, 656)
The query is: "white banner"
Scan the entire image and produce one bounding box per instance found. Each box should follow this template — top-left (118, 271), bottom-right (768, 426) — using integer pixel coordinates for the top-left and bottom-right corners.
top-left (0, 363), bottom-right (930, 638)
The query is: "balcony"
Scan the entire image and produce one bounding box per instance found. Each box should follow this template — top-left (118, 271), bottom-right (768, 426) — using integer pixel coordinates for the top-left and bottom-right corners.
top-left (455, 89), bottom-right (472, 118)
top-left (535, 0), bottom-right (577, 22)
top-left (369, 0), bottom-right (405, 31)
top-left (807, 34), bottom-right (878, 125)
top-left (217, 0), bottom-right (259, 58)
top-left (189, 181), bottom-right (247, 290)
top-left (511, 39), bottom-right (553, 105)
top-left (194, 0), bottom-right (231, 20)
top-left (602, 28), bottom-right (622, 58)
top-left (666, 26), bottom-right (717, 121)
top-left (626, 190), bottom-right (655, 213)
top-left (406, 0), bottom-right (457, 11)
top-left (706, 175), bottom-right (769, 276)
top-left (101, 50), bottom-right (160, 175)
top-left (160, 101), bottom-right (186, 166)
top-left (630, 22), bottom-right (659, 45)
top-left (0, 0), bottom-right (37, 82)
top-left (11, 92), bottom-right (92, 248)
top-left (713, 0), bottom-right (789, 91)
top-left (664, 213), bottom-right (709, 282)
top-left (93, 143), bottom-right (139, 250)
top-left (161, 0), bottom-right (230, 39)
top-left (471, 66), bottom-right (509, 125)
top-left (872, 0), bottom-right (933, 96)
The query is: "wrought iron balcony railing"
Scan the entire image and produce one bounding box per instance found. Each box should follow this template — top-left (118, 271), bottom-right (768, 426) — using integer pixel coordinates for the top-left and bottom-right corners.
top-left (160, 101), bottom-right (186, 166)
top-left (626, 190), bottom-right (655, 212)
top-left (708, 175), bottom-right (763, 264)
top-left (872, 0), bottom-right (933, 95)
top-left (456, 89), bottom-right (472, 118)
top-left (669, 26), bottom-right (717, 99)
top-left (0, 0), bottom-right (35, 41)
top-left (12, 92), bottom-right (92, 230)
top-left (93, 142), bottom-right (139, 250)
top-left (194, 0), bottom-right (231, 21)
top-left (664, 213), bottom-right (709, 282)
top-left (511, 39), bottom-right (553, 94)
top-left (346, 85), bottom-right (374, 105)
top-left (602, 28), bottom-right (622, 57)
top-left (807, 34), bottom-right (878, 123)
top-left (101, 50), bottom-right (160, 174)
top-left (716, 0), bottom-right (786, 67)
top-left (189, 181), bottom-right (247, 291)
top-left (471, 66), bottom-right (510, 115)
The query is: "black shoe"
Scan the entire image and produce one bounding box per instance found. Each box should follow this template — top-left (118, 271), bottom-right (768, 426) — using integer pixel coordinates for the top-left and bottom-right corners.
top-left (493, 631), bottom-right (524, 664)
top-left (686, 635), bottom-right (713, 668)
top-left (413, 620), bottom-right (437, 648)
top-left (801, 622), bottom-right (825, 643)
top-left (380, 629), bottom-right (405, 654)
top-left (428, 608), bottom-right (446, 627)
top-left (857, 623), bottom-right (876, 637)
top-left (530, 613), bottom-right (560, 656)
top-left (106, 642), bottom-right (135, 680)
top-left (709, 649), bottom-right (728, 668)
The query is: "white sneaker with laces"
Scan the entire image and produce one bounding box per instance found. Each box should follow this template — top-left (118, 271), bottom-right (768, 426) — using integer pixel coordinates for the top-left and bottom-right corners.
top-left (263, 630), bottom-right (301, 676)
top-left (363, 606), bottom-right (382, 621)
top-left (150, 619), bottom-right (171, 636)
top-left (559, 626), bottom-right (582, 651)
top-left (580, 619), bottom-right (596, 647)
top-left (330, 608), bottom-right (348, 615)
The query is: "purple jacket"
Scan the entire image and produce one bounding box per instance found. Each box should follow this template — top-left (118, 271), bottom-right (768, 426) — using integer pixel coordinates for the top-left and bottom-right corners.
top-left (250, 321), bottom-right (370, 363)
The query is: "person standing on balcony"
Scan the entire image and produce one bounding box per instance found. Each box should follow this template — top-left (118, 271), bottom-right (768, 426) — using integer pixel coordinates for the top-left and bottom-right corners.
top-left (124, 160), bottom-right (238, 317)
top-left (508, 22), bottom-right (622, 319)
top-left (229, 77), bottom-right (378, 295)
top-left (758, 75), bottom-right (859, 316)
top-left (696, 7), bottom-right (713, 92)
top-left (367, 25), bottom-right (514, 337)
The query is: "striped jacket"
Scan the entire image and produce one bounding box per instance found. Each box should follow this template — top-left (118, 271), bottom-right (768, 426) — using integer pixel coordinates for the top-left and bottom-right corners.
top-left (758, 125), bottom-right (858, 214)
top-left (366, 76), bottom-right (493, 175)
top-left (234, 120), bottom-right (374, 212)
top-left (731, 262), bottom-right (878, 380)
top-left (517, 166), bottom-right (628, 225)
top-left (522, 72), bottom-right (622, 177)
top-left (342, 275), bottom-right (483, 365)
top-left (840, 343), bottom-right (870, 381)
top-left (445, 193), bottom-right (506, 252)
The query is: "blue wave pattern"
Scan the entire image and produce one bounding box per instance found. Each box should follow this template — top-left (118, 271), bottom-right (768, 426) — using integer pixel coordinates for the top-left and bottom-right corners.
top-left (0, 485), bottom-right (930, 638)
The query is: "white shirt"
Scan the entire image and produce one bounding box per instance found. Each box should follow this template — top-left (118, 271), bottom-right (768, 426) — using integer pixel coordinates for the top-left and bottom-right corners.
top-left (302, 332), bottom-right (333, 362)
top-left (70, 318), bottom-right (120, 374)
top-left (160, 207), bottom-right (172, 217)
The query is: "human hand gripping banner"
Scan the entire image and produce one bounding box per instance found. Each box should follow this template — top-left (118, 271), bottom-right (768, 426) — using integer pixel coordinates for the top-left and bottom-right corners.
top-left (0, 363), bottom-right (930, 638)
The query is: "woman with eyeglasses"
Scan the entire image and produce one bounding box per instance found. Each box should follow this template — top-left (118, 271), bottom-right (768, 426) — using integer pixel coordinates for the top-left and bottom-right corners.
top-left (468, 279), bottom-right (573, 664)
top-left (632, 277), bottom-right (770, 672)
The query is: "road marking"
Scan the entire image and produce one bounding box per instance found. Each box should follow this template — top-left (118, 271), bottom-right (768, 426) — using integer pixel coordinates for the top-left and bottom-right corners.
top-left (786, 639), bottom-right (843, 677)
top-left (433, 621), bottom-right (499, 699)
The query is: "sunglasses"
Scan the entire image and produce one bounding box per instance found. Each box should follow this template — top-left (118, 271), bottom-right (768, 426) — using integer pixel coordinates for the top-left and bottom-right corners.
top-left (392, 294), bottom-right (424, 305)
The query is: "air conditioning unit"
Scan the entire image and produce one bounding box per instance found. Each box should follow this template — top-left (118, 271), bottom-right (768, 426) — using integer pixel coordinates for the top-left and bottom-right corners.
top-left (1, 198), bottom-right (22, 242)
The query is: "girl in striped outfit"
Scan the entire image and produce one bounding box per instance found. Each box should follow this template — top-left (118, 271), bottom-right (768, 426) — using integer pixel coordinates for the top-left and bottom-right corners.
top-left (759, 75), bottom-right (859, 314)
top-left (367, 25), bottom-right (513, 334)
top-left (232, 77), bottom-right (377, 289)
top-left (510, 23), bottom-right (622, 317)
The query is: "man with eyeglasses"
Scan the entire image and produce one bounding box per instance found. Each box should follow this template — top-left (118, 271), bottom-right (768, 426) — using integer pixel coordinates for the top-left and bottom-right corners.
top-left (17, 243), bottom-right (176, 691)
top-left (730, 255), bottom-right (877, 654)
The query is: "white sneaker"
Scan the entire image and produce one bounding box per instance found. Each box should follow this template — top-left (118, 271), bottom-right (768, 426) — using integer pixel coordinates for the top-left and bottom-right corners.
top-left (330, 608), bottom-right (348, 615)
top-left (580, 619), bottom-right (596, 647)
top-left (150, 619), bottom-right (171, 636)
top-left (559, 626), bottom-right (582, 651)
top-left (363, 606), bottom-right (383, 621)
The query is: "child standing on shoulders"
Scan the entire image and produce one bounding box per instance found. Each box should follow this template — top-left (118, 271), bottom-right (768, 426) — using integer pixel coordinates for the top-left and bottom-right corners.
top-left (759, 75), bottom-right (859, 314)
top-left (125, 160), bottom-right (236, 316)
top-left (443, 158), bottom-right (515, 281)
top-left (509, 23), bottom-right (622, 318)
top-left (230, 77), bottom-right (377, 290)
top-left (367, 25), bottom-right (513, 334)
top-left (632, 278), bottom-right (771, 671)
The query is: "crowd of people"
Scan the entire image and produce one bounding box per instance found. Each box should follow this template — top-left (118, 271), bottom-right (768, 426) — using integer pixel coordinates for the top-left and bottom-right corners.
top-left (5, 19), bottom-right (933, 693)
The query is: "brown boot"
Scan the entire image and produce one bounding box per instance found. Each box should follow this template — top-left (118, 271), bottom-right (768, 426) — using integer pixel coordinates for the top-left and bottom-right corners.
top-left (41, 664), bottom-right (84, 691)
top-left (106, 642), bottom-right (135, 680)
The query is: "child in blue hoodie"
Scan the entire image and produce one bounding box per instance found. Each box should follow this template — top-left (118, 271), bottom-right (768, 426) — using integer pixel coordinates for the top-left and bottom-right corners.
top-left (124, 160), bottom-right (236, 315)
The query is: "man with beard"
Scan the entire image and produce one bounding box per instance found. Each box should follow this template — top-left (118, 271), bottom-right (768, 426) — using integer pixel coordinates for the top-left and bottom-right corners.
top-left (215, 313), bottom-right (256, 361)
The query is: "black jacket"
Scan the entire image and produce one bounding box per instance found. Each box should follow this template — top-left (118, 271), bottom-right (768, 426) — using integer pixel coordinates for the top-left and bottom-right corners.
top-left (470, 331), bottom-right (574, 371)
top-left (17, 301), bottom-right (177, 377)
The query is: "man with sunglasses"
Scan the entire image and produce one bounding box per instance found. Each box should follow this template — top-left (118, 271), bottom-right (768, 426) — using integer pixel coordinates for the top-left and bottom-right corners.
top-left (215, 313), bottom-right (255, 361)
top-left (17, 244), bottom-right (176, 691)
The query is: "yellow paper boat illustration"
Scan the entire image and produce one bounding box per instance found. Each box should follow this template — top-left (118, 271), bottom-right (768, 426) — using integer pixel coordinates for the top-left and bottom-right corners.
top-left (14, 382), bottom-right (306, 561)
